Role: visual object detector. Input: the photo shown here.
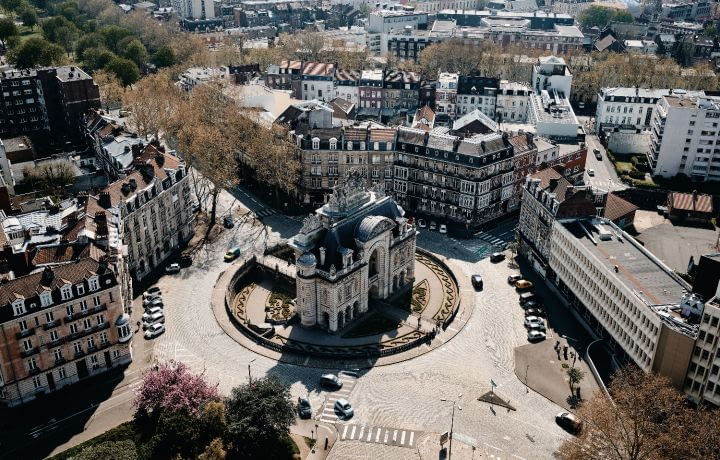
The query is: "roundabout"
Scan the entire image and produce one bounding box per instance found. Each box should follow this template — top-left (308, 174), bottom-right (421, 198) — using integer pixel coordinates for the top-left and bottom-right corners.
top-left (212, 248), bottom-right (466, 368)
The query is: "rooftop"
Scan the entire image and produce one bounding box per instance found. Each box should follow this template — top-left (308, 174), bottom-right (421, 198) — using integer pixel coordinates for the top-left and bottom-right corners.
top-left (561, 218), bottom-right (690, 308)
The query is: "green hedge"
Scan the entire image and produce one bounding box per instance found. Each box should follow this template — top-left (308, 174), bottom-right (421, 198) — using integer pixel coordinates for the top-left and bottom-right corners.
top-left (50, 422), bottom-right (138, 460)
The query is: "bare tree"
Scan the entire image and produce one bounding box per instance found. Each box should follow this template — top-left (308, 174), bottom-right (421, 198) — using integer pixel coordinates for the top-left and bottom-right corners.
top-left (93, 69), bottom-right (124, 110)
top-left (122, 71), bottom-right (178, 141)
top-left (24, 160), bottom-right (77, 200)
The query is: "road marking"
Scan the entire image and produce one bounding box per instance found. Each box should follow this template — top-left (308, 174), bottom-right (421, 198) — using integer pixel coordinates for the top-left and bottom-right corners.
top-left (358, 426), bottom-right (364, 440)
top-left (393, 430), bottom-right (397, 443)
top-left (409, 431), bottom-right (415, 446)
top-left (367, 427), bottom-right (373, 441)
top-left (485, 442), bottom-right (502, 451)
top-left (376, 428), bottom-right (381, 442)
top-left (400, 431), bottom-right (406, 445)
top-left (342, 425), bottom-right (348, 439)
top-left (350, 426), bottom-right (356, 439)
top-left (384, 430), bottom-right (389, 443)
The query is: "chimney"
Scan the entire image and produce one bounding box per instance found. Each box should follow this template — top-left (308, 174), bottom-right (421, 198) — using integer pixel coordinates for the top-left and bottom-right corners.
top-left (526, 132), bottom-right (533, 144)
top-left (40, 266), bottom-right (54, 286)
top-left (319, 247), bottom-right (326, 266)
top-left (548, 178), bottom-right (559, 190)
top-left (95, 211), bottom-right (108, 237)
top-left (98, 191), bottom-right (112, 209)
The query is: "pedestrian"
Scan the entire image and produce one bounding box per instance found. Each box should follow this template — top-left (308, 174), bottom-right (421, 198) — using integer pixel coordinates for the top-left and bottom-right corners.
top-left (417, 317), bottom-right (421, 328)
top-left (325, 436), bottom-right (329, 450)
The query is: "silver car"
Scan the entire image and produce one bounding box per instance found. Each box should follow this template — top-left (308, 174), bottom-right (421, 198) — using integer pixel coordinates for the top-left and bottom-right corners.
top-left (334, 399), bottom-right (354, 419)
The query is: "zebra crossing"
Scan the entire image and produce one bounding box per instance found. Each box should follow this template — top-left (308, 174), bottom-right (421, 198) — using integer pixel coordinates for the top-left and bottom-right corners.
top-left (339, 424), bottom-right (419, 449)
top-left (318, 372), bottom-right (358, 423)
top-left (254, 208), bottom-right (275, 218)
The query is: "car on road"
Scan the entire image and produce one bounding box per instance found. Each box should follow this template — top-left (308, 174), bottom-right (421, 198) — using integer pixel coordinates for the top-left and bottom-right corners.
top-left (144, 323), bottom-right (165, 339)
top-left (439, 224), bottom-right (448, 234)
top-left (224, 247), bottom-right (241, 262)
top-left (429, 221), bottom-right (437, 231)
top-left (142, 307), bottom-right (163, 321)
top-left (165, 263), bottom-right (180, 274)
top-left (179, 255), bottom-right (193, 267)
top-left (490, 252), bottom-right (506, 263)
top-left (556, 412), bottom-right (583, 434)
top-left (593, 149), bottom-right (602, 161)
top-left (320, 373), bottom-right (343, 389)
top-left (471, 274), bottom-right (483, 290)
top-left (527, 330), bottom-right (546, 342)
top-left (297, 397), bottom-right (312, 419)
top-left (520, 299), bottom-right (543, 309)
top-left (524, 316), bottom-right (545, 328)
top-left (507, 274), bottom-right (522, 285)
top-left (515, 280), bottom-right (534, 290)
top-left (587, 169), bottom-right (595, 177)
top-left (417, 218), bottom-right (427, 229)
top-left (519, 291), bottom-right (539, 304)
top-left (524, 308), bottom-right (546, 318)
top-left (223, 215), bottom-right (234, 228)
top-left (334, 399), bottom-right (354, 419)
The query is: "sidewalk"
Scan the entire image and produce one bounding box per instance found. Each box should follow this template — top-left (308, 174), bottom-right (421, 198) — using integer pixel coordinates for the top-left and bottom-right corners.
top-left (291, 419), bottom-right (337, 460)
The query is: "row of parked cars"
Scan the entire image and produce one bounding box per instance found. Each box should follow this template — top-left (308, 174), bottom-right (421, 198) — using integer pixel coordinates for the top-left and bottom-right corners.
top-left (142, 287), bottom-right (165, 339)
top-left (416, 218), bottom-right (447, 234)
top-left (508, 275), bottom-right (548, 342)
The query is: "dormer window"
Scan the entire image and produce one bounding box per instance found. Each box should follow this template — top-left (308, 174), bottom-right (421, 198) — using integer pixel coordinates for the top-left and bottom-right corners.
top-left (12, 299), bottom-right (25, 316)
top-left (360, 142), bottom-right (366, 150)
top-left (312, 137), bottom-right (320, 149)
top-left (329, 138), bottom-right (337, 150)
top-left (88, 276), bottom-right (99, 291)
top-left (76, 284), bottom-right (85, 296)
top-left (40, 292), bottom-right (52, 307)
top-left (61, 284), bottom-right (72, 301)
top-left (346, 142), bottom-right (352, 150)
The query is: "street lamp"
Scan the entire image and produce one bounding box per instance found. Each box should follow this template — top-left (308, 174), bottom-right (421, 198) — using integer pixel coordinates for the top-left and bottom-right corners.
top-left (247, 358), bottom-right (256, 384)
top-left (440, 393), bottom-right (462, 460)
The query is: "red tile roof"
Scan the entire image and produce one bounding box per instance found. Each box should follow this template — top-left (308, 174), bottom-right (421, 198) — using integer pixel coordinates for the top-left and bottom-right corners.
top-left (604, 193), bottom-right (638, 221)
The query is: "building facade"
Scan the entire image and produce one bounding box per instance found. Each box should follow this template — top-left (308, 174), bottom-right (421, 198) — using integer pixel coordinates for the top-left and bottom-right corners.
top-left (649, 94), bottom-right (720, 181)
top-left (0, 254), bottom-right (133, 406)
top-left (595, 87), bottom-right (685, 135)
top-left (290, 177), bottom-right (416, 332)
top-left (456, 75), bottom-right (498, 119)
top-left (435, 72), bottom-right (458, 118)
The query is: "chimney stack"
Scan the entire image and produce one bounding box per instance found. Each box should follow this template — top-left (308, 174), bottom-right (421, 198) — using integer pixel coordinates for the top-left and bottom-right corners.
top-left (98, 191), bottom-right (111, 209)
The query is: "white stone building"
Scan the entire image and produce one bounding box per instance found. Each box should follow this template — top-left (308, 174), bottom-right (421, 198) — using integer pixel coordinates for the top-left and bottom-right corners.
top-left (86, 145), bottom-right (194, 281)
top-left (435, 72), bottom-right (458, 117)
top-left (531, 55), bottom-right (573, 98)
top-left (649, 94), bottom-right (720, 181)
top-left (171, 0), bottom-right (215, 19)
top-left (496, 80), bottom-right (532, 122)
top-left (289, 176), bottom-right (417, 332)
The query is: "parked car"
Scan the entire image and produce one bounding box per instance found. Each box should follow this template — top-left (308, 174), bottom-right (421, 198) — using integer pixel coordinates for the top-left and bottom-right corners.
top-left (593, 149), bottom-right (602, 161)
top-left (191, 202), bottom-right (200, 213)
top-left (521, 299), bottom-right (543, 309)
top-left (144, 323), bottom-right (165, 339)
top-left (143, 287), bottom-right (161, 298)
top-left (320, 373), bottom-right (343, 389)
top-left (417, 218), bottom-right (427, 229)
top-left (297, 397), bottom-right (312, 419)
top-left (144, 301), bottom-right (163, 312)
top-left (519, 291), bottom-right (539, 304)
top-left (490, 252), bottom-right (506, 263)
top-left (429, 221), bottom-right (437, 231)
top-left (142, 307), bottom-right (163, 321)
top-left (527, 330), bottom-right (546, 342)
top-left (223, 215), bottom-right (234, 228)
top-left (556, 412), bottom-right (583, 434)
top-left (179, 255), bottom-right (193, 267)
top-left (142, 312), bottom-right (165, 329)
top-left (471, 274), bottom-right (483, 290)
top-left (587, 169), bottom-right (595, 177)
top-left (527, 322), bottom-right (546, 332)
top-left (439, 224), bottom-right (448, 234)
top-left (334, 399), bottom-right (354, 419)
top-left (224, 247), bottom-right (241, 262)
top-left (524, 308), bottom-right (546, 318)
top-left (165, 263), bottom-right (180, 274)
top-left (143, 297), bottom-right (163, 307)
top-left (507, 274), bottom-right (522, 285)
top-left (524, 316), bottom-right (545, 328)
top-left (515, 280), bottom-right (534, 290)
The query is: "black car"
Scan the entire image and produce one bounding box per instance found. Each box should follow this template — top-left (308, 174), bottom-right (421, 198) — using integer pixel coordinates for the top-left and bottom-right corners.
top-left (490, 252), bottom-right (506, 263)
top-left (223, 215), bottom-right (234, 228)
top-left (521, 300), bottom-right (543, 310)
top-left (524, 307), bottom-right (546, 318)
top-left (471, 274), bottom-right (483, 290)
top-left (297, 397), bottom-right (312, 419)
top-left (179, 255), bottom-right (193, 267)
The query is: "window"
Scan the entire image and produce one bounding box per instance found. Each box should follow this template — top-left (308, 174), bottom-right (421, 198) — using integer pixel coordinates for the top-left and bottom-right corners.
top-left (53, 348), bottom-right (62, 361)
top-left (40, 292), bottom-right (52, 307)
top-left (60, 285), bottom-right (72, 301)
top-left (312, 137), bottom-right (320, 150)
top-left (93, 296), bottom-right (101, 307)
top-left (18, 319), bottom-right (27, 332)
top-left (90, 354), bottom-right (98, 366)
top-left (66, 305), bottom-right (74, 316)
top-left (87, 337), bottom-right (95, 349)
top-left (22, 338), bottom-right (33, 351)
top-left (32, 375), bottom-right (42, 389)
top-left (27, 357), bottom-right (37, 370)
top-left (58, 367), bottom-right (66, 379)
top-left (79, 300), bottom-right (88, 312)
top-left (88, 276), bottom-right (99, 291)
top-left (83, 318), bottom-right (92, 330)
top-left (329, 138), bottom-right (337, 150)
top-left (45, 311), bottom-right (54, 323)
top-left (73, 341), bottom-right (82, 354)
top-left (12, 300), bottom-right (25, 316)
top-left (76, 284), bottom-right (85, 296)
top-left (50, 330), bottom-right (59, 342)
top-left (96, 314), bottom-right (105, 325)
top-left (100, 331), bottom-right (108, 344)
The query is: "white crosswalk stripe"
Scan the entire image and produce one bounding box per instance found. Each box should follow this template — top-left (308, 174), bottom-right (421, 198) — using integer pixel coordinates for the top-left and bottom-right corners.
top-left (337, 424), bottom-right (419, 448)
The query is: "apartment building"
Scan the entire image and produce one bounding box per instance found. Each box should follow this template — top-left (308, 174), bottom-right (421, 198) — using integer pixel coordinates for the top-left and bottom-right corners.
top-left (86, 146), bottom-right (194, 281)
top-left (456, 75), bottom-right (499, 119)
top-left (548, 217), bottom-right (697, 388)
top-left (551, 0), bottom-right (594, 16)
top-left (300, 62), bottom-right (335, 102)
top-left (0, 250), bottom-right (133, 406)
top-left (684, 289), bottom-right (720, 405)
top-left (334, 69), bottom-right (360, 106)
top-left (648, 94), bottom-right (720, 181)
top-left (359, 70), bottom-right (384, 109)
top-left (435, 72), bottom-right (458, 118)
top-left (171, 0), bottom-right (215, 19)
top-left (393, 128), bottom-right (534, 227)
top-left (595, 87), bottom-right (682, 135)
top-left (531, 55), bottom-right (572, 98)
top-left (383, 71), bottom-right (421, 111)
top-left (367, 9), bottom-right (429, 55)
top-left (496, 81), bottom-right (532, 122)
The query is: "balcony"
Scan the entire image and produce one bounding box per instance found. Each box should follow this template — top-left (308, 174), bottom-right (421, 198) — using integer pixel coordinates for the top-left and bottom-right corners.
top-left (74, 349), bottom-right (86, 358)
top-left (43, 320), bottom-right (60, 331)
top-left (45, 338), bottom-right (64, 349)
top-left (15, 328), bottom-right (35, 339)
top-left (20, 347), bottom-right (39, 358)
top-left (54, 357), bottom-right (66, 366)
top-left (28, 367), bottom-right (41, 376)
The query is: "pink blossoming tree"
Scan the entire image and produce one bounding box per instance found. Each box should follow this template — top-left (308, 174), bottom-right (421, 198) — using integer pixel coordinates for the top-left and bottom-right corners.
top-left (134, 360), bottom-right (219, 416)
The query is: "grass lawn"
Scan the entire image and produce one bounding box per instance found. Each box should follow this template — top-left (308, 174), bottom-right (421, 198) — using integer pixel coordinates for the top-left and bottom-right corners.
top-left (614, 161), bottom-right (634, 174)
top-left (17, 26), bottom-right (41, 43)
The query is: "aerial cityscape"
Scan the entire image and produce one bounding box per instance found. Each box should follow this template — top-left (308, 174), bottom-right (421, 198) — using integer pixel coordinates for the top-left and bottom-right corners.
top-left (0, 0), bottom-right (719, 458)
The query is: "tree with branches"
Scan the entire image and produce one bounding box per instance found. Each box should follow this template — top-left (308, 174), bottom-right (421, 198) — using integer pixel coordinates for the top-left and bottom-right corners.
top-left (24, 160), bottom-right (77, 200)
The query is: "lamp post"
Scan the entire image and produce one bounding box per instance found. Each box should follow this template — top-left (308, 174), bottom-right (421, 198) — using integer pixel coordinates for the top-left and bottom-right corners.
top-left (247, 358), bottom-right (256, 384)
top-left (440, 393), bottom-right (462, 460)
